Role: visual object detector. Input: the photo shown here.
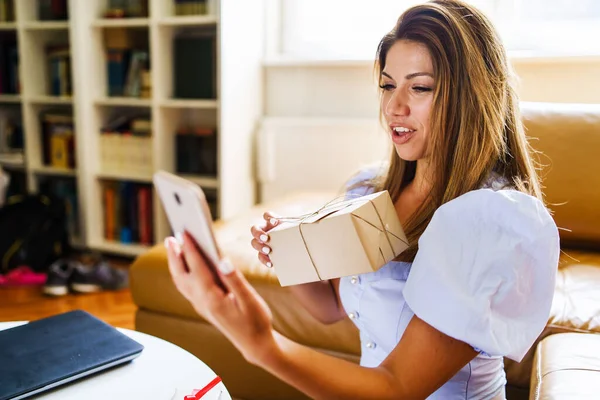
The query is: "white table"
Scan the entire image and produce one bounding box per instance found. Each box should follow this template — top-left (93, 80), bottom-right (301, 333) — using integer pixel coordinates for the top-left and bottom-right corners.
top-left (0, 321), bottom-right (232, 400)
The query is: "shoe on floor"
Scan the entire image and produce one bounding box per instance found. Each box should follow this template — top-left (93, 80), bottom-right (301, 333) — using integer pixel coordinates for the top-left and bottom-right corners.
top-left (43, 260), bottom-right (75, 296)
top-left (70, 261), bottom-right (128, 293)
top-left (1, 266), bottom-right (47, 287)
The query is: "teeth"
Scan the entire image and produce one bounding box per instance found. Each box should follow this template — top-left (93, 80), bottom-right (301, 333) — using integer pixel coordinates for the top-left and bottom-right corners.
top-left (393, 127), bottom-right (413, 133)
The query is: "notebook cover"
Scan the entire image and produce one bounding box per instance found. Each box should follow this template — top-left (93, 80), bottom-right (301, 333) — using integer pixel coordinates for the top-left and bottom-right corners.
top-left (0, 310), bottom-right (144, 400)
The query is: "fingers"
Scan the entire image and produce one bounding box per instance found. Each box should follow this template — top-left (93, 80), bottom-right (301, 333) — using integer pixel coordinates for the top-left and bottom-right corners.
top-left (181, 232), bottom-right (225, 295)
top-left (165, 237), bottom-right (186, 278)
top-left (250, 211), bottom-right (279, 269)
top-left (218, 266), bottom-right (258, 312)
top-left (251, 224), bottom-right (270, 244)
top-left (263, 211), bottom-right (281, 231)
top-left (258, 253), bottom-right (273, 268)
top-left (251, 238), bottom-right (271, 256)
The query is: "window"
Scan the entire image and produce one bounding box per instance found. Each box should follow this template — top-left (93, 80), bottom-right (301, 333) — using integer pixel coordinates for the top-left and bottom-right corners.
top-left (274, 0), bottom-right (600, 60)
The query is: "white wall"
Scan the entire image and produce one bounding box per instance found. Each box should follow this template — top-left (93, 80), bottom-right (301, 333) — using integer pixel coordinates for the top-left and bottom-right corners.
top-left (265, 58), bottom-right (600, 118)
top-left (258, 57), bottom-right (600, 202)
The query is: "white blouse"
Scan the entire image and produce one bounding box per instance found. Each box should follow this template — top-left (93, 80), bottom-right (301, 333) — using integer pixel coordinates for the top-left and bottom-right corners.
top-left (338, 169), bottom-right (560, 399)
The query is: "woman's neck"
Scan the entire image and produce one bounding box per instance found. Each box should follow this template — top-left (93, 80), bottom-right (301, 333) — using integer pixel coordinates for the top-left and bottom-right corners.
top-left (408, 158), bottom-right (433, 197)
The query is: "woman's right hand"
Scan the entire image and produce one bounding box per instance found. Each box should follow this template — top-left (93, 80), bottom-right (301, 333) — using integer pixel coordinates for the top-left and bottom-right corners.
top-left (250, 212), bottom-right (280, 268)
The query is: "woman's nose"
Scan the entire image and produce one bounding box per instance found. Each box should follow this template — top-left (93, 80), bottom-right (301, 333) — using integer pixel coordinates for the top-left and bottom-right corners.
top-left (385, 93), bottom-right (410, 117)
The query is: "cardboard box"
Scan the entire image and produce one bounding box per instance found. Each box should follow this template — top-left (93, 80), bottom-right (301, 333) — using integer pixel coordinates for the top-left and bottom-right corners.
top-left (269, 190), bottom-right (409, 286)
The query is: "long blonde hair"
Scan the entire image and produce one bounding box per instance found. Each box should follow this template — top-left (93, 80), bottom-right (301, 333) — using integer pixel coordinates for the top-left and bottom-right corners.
top-left (371, 0), bottom-right (542, 261)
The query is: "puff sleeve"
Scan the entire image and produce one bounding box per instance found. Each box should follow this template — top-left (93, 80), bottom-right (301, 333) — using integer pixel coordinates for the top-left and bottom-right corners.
top-left (403, 189), bottom-right (560, 362)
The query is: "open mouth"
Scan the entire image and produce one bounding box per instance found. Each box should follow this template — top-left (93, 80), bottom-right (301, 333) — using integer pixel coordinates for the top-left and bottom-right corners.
top-left (391, 126), bottom-right (416, 144)
top-left (392, 127), bottom-right (415, 136)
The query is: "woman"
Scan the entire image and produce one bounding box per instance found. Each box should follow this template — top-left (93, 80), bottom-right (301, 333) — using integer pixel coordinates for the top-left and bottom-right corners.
top-left (164, 1), bottom-right (560, 398)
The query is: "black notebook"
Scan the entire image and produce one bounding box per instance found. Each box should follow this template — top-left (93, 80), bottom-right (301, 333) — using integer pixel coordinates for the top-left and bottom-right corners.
top-left (0, 310), bottom-right (144, 400)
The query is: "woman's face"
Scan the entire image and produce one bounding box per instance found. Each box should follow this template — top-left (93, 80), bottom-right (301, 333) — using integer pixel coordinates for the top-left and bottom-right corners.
top-left (380, 40), bottom-right (435, 162)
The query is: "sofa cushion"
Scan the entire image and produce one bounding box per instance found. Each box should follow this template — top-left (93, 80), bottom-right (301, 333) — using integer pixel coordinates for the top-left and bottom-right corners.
top-left (504, 249), bottom-right (600, 388)
top-left (130, 190), bottom-right (600, 389)
top-left (529, 332), bottom-right (600, 399)
top-left (130, 191), bottom-right (361, 356)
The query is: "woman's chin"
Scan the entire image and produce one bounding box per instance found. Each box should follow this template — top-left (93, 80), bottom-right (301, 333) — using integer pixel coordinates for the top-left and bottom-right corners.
top-left (393, 144), bottom-right (422, 162)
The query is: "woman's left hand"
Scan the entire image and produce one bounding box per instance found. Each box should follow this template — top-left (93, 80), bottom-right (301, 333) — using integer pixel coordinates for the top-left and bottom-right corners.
top-left (165, 232), bottom-right (276, 365)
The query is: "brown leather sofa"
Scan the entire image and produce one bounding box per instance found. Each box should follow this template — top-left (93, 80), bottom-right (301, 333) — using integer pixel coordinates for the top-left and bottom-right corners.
top-left (130, 102), bottom-right (600, 400)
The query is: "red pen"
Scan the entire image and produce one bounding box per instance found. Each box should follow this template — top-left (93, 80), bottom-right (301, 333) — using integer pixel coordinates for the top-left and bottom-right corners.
top-left (184, 376), bottom-right (223, 400)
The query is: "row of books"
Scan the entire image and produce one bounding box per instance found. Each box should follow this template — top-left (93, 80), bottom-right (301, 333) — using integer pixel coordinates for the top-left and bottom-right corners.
top-left (102, 181), bottom-right (153, 245)
top-left (0, 41), bottom-right (19, 95)
top-left (38, 0), bottom-right (68, 21)
top-left (175, 0), bottom-right (208, 16)
top-left (48, 46), bottom-right (72, 97)
top-left (175, 127), bottom-right (217, 175)
top-left (0, 0), bottom-right (14, 22)
top-left (100, 116), bottom-right (151, 176)
top-left (39, 176), bottom-right (80, 239)
top-left (40, 111), bottom-right (75, 169)
top-left (105, 0), bottom-right (148, 18)
top-left (174, 33), bottom-right (216, 99)
top-left (107, 49), bottom-right (151, 98)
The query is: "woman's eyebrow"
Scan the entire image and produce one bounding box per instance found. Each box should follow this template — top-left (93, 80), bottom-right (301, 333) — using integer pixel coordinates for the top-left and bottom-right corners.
top-left (405, 72), bottom-right (434, 79)
top-left (380, 71), bottom-right (434, 80)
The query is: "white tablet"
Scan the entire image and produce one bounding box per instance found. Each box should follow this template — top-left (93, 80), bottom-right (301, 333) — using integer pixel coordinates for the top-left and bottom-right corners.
top-left (153, 170), bottom-right (220, 266)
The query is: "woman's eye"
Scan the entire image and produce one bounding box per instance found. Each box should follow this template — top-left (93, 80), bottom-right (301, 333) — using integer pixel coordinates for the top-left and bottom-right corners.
top-left (413, 86), bottom-right (432, 93)
top-left (379, 84), bottom-right (395, 91)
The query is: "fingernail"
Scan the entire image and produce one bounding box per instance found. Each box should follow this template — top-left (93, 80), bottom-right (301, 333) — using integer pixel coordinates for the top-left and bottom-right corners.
top-left (262, 246), bottom-right (271, 255)
top-left (266, 261), bottom-right (273, 268)
top-left (260, 234), bottom-right (269, 243)
top-left (166, 237), bottom-right (181, 256)
top-left (218, 258), bottom-right (234, 275)
top-left (175, 232), bottom-right (184, 245)
top-left (270, 218), bottom-right (278, 226)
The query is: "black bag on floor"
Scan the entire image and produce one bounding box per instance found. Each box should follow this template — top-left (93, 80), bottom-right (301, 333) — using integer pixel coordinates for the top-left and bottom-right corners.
top-left (0, 194), bottom-right (71, 273)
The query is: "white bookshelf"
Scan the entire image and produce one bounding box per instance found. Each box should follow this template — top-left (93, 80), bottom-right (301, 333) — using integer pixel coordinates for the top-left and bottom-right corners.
top-left (0, 0), bottom-right (265, 257)
top-left (70, 0), bottom-right (264, 256)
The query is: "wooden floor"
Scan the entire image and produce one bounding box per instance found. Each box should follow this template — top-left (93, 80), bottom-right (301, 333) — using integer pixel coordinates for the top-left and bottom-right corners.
top-left (0, 286), bottom-right (136, 329)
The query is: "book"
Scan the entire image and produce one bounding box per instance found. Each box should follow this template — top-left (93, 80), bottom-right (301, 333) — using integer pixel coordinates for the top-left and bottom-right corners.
top-left (47, 46), bottom-right (72, 96)
top-left (38, 0), bottom-right (68, 21)
top-left (102, 181), bottom-right (153, 245)
top-left (40, 111), bottom-right (75, 167)
top-left (173, 33), bottom-right (216, 99)
top-left (106, 49), bottom-right (131, 97)
top-left (175, 127), bottom-right (217, 175)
